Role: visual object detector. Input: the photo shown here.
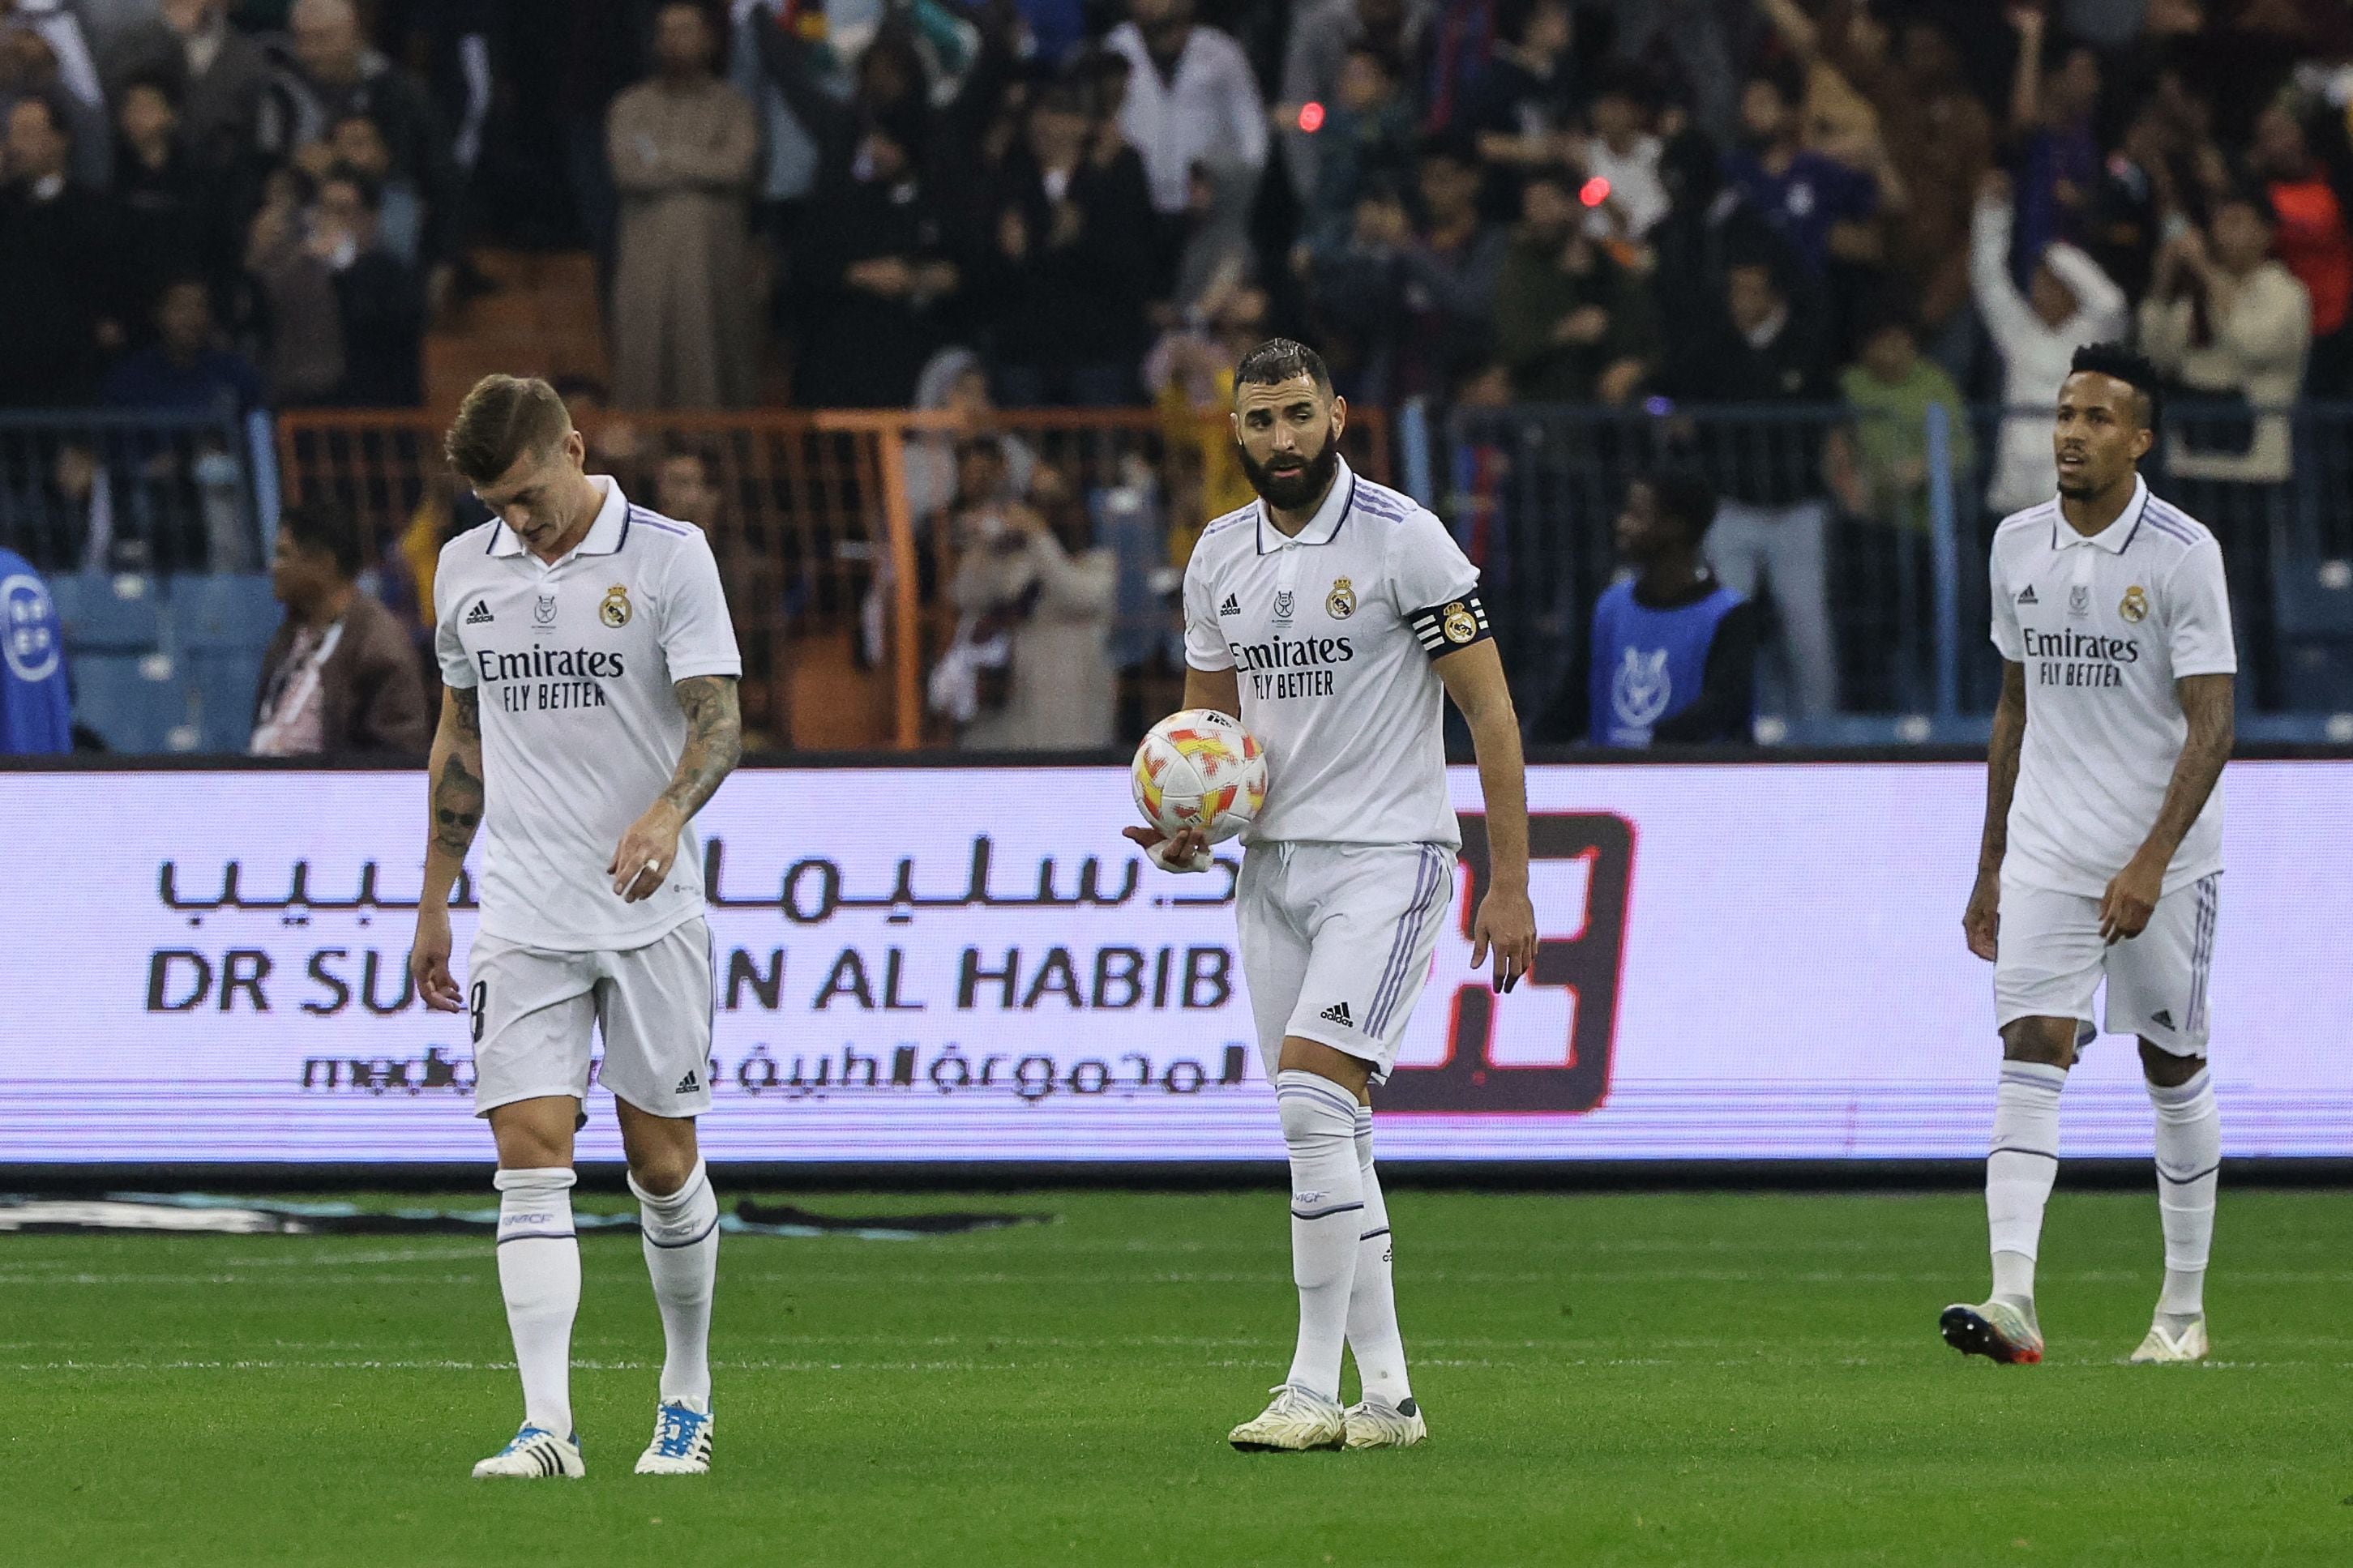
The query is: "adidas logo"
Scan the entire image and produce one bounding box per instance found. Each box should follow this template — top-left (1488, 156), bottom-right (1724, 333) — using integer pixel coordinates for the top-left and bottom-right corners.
top-left (464, 600), bottom-right (495, 624)
top-left (1219, 593), bottom-right (1241, 617)
top-left (2016, 585), bottom-right (2039, 605)
top-left (2150, 1009), bottom-right (2175, 1030)
top-left (1319, 1002), bottom-right (1354, 1028)
top-left (675, 1070), bottom-right (700, 1093)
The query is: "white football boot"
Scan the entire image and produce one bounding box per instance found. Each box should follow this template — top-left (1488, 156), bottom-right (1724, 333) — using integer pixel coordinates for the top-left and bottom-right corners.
top-left (1938, 1297), bottom-right (2045, 1365)
top-left (1228, 1384), bottom-right (1346, 1452)
top-left (2128, 1315), bottom-right (2209, 1364)
top-left (1343, 1395), bottom-right (1427, 1449)
top-left (472, 1424), bottom-right (584, 1479)
top-left (635, 1397), bottom-right (714, 1474)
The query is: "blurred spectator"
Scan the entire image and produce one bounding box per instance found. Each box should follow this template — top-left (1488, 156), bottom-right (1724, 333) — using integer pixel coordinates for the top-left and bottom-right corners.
top-left (2006, 5), bottom-right (2101, 282)
top-left (606, 1), bottom-right (759, 410)
top-left (1465, 0), bottom-right (1580, 187)
top-left (1581, 468), bottom-right (1756, 747)
top-left (934, 455), bottom-right (1116, 750)
top-left (1648, 123), bottom-right (1795, 382)
top-left (1393, 133), bottom-right (1505, 399)
top-left (313, 164), bottom-right (422, 406)
top-left (1297, 43), bottom-right (1417, 260)
top-left (1971, 169), bottom-right (2127, 516)
top-left (2247, 102), bottom-right (2353, 395)
top-left (0, 96), bottom-right (113, 405)
top-left (1166, 156), bottom-right (1256, 321)
top-left (326, 110), bottom-right (421, 265)
top-left (1105, 0), bottom-right (1266, 216)
top-left (1575, 69), bottom-right (1668, 243)
top-left (1661, 252), bottom-right (1842, 720)
top-left (0, 545), bottom-right (70, 755)
top-left (982, 80), bottom-right (1155, 406)
top-left (1, 6), bottom-right (110, 189)
top-left (107, 71), bottom-right (236, 326)
top-left (1835, 302), bottom-right (1973, 538)
top-left (255, 0), bottom-right (456, 276)
top-left (241, 164), bottom-right (344, 404)
top-left (100, 276), bottom-right (264, 413)
top-left (905, 346), bottom-right (1037, 530)
top-left (1277, 0), bottom-right (1428, 204)
top-left (655, 443), bottom-right (724, 531)
top-left (794, 115), bottom-right (965, 408)
top-left (101, 0), bottom-right (267, 173)
top-left (1303, 176), bottom-right (1410, 399)
top-left (2140, 187), bottom-right (2312, 484)
top-left (1144, 281), bottom-right (1268, 559)
top-left (1722, 62), bottom-right (1881, 282)
top-left (2078, 104), bottom-right (2177, 310)
top-left (1491, 164), bottom-right (1656, 404)
top-left (250, 498), bottom-right (429, 757)
top-left (1600, 0), bottom-right (1741, 147)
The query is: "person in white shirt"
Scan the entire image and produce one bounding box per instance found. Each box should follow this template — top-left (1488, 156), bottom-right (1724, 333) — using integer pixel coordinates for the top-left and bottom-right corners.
top-left (409, 375), bottom-right (744, 1480)
top-left (1577, 71), bottom-right (1668, 242)
top-left (1946, 343), bottom-right (2236, 1370)
top-left (1106, 0), bottom-right (1267, 215)
top-left (1970, 169), bottom-right (2128, 517)
top-left (1127, 339), bottom-right (1538, 1452)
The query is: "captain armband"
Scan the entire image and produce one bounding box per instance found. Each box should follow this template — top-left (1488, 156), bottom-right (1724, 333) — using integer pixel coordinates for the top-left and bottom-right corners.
top-left (1405, 594), bottom-right (1492, 659)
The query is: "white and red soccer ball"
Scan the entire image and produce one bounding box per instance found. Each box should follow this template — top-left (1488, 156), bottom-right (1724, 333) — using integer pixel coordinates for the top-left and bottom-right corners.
top-left (1131, 709), bottom-right (1268, 844)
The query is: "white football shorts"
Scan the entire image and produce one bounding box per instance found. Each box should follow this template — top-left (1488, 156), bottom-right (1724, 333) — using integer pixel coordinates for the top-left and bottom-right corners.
top-left (466, 916), bottom-right (716, 1117)
top-left (1994, 873), bottom-right (2220, 1056)
top-left (1236, 840), bottom-right (1457, 1082)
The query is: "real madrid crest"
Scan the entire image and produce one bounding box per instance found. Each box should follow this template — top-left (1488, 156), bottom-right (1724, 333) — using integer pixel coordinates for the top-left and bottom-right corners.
top-left (1442, 600), bottom-right (1478, 643)
top-left (1325, 576), bottom-right (1356, 619)
top-left (2119, 584), bottom-right (2149, 624)
top-left (601, 583), bottom-right (633, 628)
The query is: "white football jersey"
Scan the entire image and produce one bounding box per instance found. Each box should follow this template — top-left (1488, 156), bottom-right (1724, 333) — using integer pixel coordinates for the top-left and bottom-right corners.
top-left (1183, 458), bottom-right (1483, 847)
top-left (434, 477), bottom-right (742, 951)
top-left (1989, 475), bottom-right (2236, 898)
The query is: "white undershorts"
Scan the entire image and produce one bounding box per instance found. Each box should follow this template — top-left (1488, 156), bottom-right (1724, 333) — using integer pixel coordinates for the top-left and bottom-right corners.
top-left (1994, 873), bottom-right (2221, 1056)
top-left (466, 916), bottom-right (716, 1117)
top-left (1235, 840), bottom-right (1457, 1082)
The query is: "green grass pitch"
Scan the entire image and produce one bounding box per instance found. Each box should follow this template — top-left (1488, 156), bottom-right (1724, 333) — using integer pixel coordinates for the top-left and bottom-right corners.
top-left (4, 1187), bottom-right (2348, 1566)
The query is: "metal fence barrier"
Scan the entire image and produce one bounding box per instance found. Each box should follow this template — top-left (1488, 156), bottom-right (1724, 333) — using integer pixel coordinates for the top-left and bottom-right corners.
top-left (0, 409), bottom-right (265, 577)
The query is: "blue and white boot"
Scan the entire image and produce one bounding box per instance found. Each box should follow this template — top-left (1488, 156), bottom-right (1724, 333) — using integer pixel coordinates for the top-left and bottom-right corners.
top-left (635, 1397), bottom-right (714, 1474)
top-left (473, 1424), bottom-right (584, 1479)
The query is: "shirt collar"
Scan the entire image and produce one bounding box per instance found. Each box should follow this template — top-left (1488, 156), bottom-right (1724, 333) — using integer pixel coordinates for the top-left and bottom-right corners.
top-left (1256, 458), bottom-right (1356, 553)
top-left (2050, 473), bottom-right (2148, 555)
top-left (489, 476), bottom-right (629, 561)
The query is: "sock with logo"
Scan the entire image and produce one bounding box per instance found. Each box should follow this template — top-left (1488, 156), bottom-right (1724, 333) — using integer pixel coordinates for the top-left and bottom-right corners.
top-left (1345, 1106), bottom-right (1413, 1408)
top-left (494, 1166), bottom-right (580, 1436)
top-left (2149, 1067), bottom-right (2219, 1324)
top-left (1276, 1069), bottom-right (1364, 1403)
top-left (1986, 1061), bottom-right (2067, 1322)
top-left (631, 1159), bottom-right (720, 1406)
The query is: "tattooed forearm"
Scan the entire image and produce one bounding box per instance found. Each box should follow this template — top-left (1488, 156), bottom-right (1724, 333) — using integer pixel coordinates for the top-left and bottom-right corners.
top-left (1977, 660), bottom-right (2026, 876)
top-left (451, 684), bottom-right (481, 738)
top-left (660, 674), bottom-right (743, 818)
top-left (2139, 673), bottom-right (2234, 861)
top-left (430, 748), bottom-right (485, 859)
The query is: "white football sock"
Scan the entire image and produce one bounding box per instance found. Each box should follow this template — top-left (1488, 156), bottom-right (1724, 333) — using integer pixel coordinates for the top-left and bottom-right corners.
top-left (1987, 1061), bottom-right (2066, 1310)
top-left (1276, 1069), bottom-right (1364, 1402)
top-left (494, 1166), bottom-right (580, 1437)
top-left (1346, 1107), bottom-right (1412, 1407)
top-left (631, 1159), bottom-right (720, 1406)
top-left (2149, 1067), bottom-right (2219, 1320)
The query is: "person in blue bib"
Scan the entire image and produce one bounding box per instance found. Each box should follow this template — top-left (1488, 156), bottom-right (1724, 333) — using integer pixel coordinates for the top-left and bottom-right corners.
top-left (0, 547), bottom-right (71, 756)
top-left (1588, 467), bottom-right (1758, 746)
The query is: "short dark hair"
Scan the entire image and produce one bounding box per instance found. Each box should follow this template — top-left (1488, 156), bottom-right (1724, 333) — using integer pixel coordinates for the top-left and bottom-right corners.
top-left (278, 498), bottom-right (365, 579)
top-left (1234, 337), bottom-right (1333, 396)
top-left (2068, 340), bottom-right (2164, 432)
top-left (120, 70), bottom-right (182, 111)
top-left (445, 374), bottom-right (574, 484)
top-left (2214, 182), bottom-right (2278, 228)
top-left (320, 162), bottom-right (382, 211)
top-left (1639, 464), bottom-right (1718, 545)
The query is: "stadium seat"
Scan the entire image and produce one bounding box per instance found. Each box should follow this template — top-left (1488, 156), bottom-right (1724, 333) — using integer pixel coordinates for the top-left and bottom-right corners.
top-left (188, 648), bottom-right (262, 754)
top-left (72, 651), bottom-right (192, 754)
top-left (172, 573), bottom-right (282, 652)
top-left (2273, 557), bottom-right (2353, 713)
top-left (49, 572), bottom-right (162, 652)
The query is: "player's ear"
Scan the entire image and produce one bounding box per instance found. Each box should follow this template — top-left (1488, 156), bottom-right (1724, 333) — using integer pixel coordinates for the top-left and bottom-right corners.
top-left (2132, 423), bottom-right (2154, 464)
top-left (564, 427), bottom-right (587, 469)
top-left (1228, 408), bottom-right (1241, 445)
top-left (1327, 393), bottom-right (1346, 442)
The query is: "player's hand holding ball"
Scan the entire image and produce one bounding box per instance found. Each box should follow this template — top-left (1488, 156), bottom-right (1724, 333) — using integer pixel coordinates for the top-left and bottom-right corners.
top-left (1124, 709), bottom-right (1267, 873)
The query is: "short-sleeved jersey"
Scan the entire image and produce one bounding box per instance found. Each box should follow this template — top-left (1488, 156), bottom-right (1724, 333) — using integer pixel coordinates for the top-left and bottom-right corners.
top-left (1183, 459), bottom-right (1482, 847)
top-left (434, 477), bottom-right (742, 951)
top-left (1988, 476), bottom-right (2235, 898)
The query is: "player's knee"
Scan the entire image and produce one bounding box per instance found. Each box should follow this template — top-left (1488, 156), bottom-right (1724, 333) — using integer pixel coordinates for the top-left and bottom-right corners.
top-left (626, 1146), bottom-right (698, 1198)
top-left (2137, 1037), bottom-right (2203, 1088)
top-left (2000, 1016), bottom-right (2079, 1069)
top-left (1274, 1069), bottom-right (1359, 1160)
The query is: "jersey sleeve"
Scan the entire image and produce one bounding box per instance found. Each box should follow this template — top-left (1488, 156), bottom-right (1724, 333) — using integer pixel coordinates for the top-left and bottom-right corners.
top-left (2165, 537), bottom-right (2239, 678)
top-left (658, 533), bottom-right (744, 681)
top-left (1388, 506), bottom-right (1488, 658)
top-left (1987, 541), bottom-right (2025, 663)
top-left (432, 550), bottom-right (477, 688)
top-left (1181, 547), bottom-right (1234, 672)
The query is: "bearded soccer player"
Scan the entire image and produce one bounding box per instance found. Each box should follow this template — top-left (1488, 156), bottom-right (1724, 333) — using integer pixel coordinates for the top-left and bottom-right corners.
top-left (409, 375), bottom-right (744, 1477)
top-left (1127, 339), bottom-right (1538, 1450)
top-left (1945, 343), bottom-right (2235, 1367)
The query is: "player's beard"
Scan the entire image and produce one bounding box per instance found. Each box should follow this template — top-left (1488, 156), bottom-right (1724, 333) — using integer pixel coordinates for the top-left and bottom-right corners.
top-left (1238, 434), bottom-right (1341, 512)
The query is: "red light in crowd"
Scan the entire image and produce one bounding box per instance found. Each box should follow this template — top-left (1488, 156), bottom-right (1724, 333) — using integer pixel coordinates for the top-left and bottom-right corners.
top-left (1580, 176), bottom-right (1611, 207)
top-left (1298, 101), bottom-right (1326, 133)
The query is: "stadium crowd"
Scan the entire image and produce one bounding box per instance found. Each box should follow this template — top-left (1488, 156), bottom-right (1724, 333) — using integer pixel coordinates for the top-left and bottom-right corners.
top-left (3, 0), bottom-right (2352, 754)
